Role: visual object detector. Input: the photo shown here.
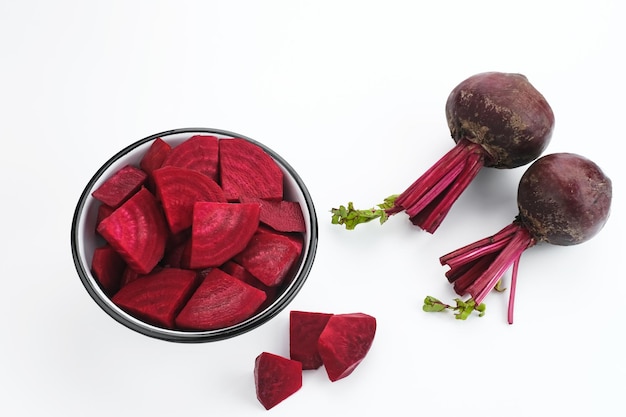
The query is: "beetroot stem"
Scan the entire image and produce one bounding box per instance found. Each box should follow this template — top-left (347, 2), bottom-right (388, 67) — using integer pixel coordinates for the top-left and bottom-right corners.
top-left (439, 223), bottom-right (520, 267)
top-left (507, 256), bottom-right (521, 325)
top-left (466, 225), bottom-right (534, 305)
top-left (331, 138), bottom-right (487, 232)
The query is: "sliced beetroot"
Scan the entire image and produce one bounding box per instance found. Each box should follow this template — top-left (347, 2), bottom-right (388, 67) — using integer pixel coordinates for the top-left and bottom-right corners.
top-left (317, 313), bottom-right (377, 382)
top-left (140, 138), bottom-right (172, 178)
top-left (240, 195), bottom-right (306, 233)
top-left (111, 267), bottom-right (199, 329)
top-left (153, 166), bottom-right (227, 234)
top-left (162, 135), bottom-right (219, 181)
top-left (96, 204), bottom-right (115, 227)
top-left (236, 230), bottom-right (302, 287)
top-left (220, 260), bottom-right (279, 311)
top-left (96, 187), bottom-right (168, 274)
top-left (175, 268), bottom-right (266, 330)
top-left (254, 352), bottom-right (302, 410)
top-left (91, 244), bottom-right (126, 296)
top-left (92, 165), bottom-right (148, 208)
top-left (289, 310), bottom-right (333, 370)
top-left (219, 138), bottom-right (283, 201)
top-left (189, 202), bottom-right (260, 269)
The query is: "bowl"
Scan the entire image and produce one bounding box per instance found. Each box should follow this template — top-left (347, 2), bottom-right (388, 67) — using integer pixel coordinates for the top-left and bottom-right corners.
top-left (71, 127), bottom-right (318, 342)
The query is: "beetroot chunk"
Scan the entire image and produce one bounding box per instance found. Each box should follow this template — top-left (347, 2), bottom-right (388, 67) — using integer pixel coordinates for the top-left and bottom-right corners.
top-left (240, 195), bottom-right (306, 233)
top-left (162, 135), bottom-right (220, 181)
top-left (111, 267), bottom-right (198, 329)
top-left (91, 244), bottom-right (126, 296)
top-left (189, 202), bottom-right (260, 269)
top-left (175, 268), bottom-right (266, 330)
top-left (289, 310), bottom-right (333, 370)
top-left (91, 165), bottom-right (148, 208)
top-left (97, 187), bottom-right (168, 274)
top-left (317, 313), bottom-right (377, 382)
top-left (219, 138), bottom-right (283, 201)
top-left (254, 352), bottom-right (302, 410)
top-left (235, 231), bottom-right (302, 287)
top-left (153, 166), bottom-right (227, 234)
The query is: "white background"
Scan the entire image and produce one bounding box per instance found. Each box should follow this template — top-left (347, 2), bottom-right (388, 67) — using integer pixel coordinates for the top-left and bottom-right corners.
top-left (2, 1), bottom-right (624, 415)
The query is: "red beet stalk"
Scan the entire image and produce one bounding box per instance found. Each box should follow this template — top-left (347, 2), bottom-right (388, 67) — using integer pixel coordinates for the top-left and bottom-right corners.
top-left (429, 153), bottom-right (612, 323)
top-left (331, 72), bottom-right (555, 233)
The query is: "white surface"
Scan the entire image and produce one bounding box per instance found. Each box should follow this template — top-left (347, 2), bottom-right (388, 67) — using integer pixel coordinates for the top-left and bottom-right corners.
top-left (2, 1), bottom-right (624, 415)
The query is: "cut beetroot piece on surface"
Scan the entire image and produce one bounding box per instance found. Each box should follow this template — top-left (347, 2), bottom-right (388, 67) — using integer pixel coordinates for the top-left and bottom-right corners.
top-left (174, 268), bottom-right (266, 330)
top-left (111, 267), bottom-right (199, 329)
top-left (236, 231), bottom-right (302, 287)
top-left (254, 352), bottom-right (302, 410)
top-left (153, 166), bottom-right (227, 234)
top-left (96, 187), bottom-right (168, 274)
top-left (140, 138), bottom-right (172, 179)
top-left (162, 135), bottom-right (219, 181)
top-left (189, 202), bottom-right (260, 269)
top-left (240, 196), bottom-right (306, 233)
top-left (91, 244), bottom-right (126, 296)
top-left (92, 165), bottom-right (148, 208)
top-left (219, 138), bottom-right (283, 201)
top-left (317, 313), bottom-right (377, 382)
top-left (289, 310), bottom-right (334, 370)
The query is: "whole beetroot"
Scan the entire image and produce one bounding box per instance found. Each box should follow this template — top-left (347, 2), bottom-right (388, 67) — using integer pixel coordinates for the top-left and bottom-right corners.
top-left (332, 72), bottom-right (555, 233)
top-left (426, 153), bottom-right (612, 323)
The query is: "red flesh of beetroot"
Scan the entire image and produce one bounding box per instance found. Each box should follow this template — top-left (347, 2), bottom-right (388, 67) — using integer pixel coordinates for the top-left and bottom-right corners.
top-left (92, 164), bottom-right (148, 209)
top-left (140, 137), bottom-right (172, 190)
top-left (90, 135), bottom-right (307, 331)
top-left (317, 313), bottom-right (377, 382)
top-left (240, 195), bottom-right (306, 233)
top-left (439, 153), bottom-right (612, 324)
top-left (332, 72), bottom-right (555, 233)
top-left (219, 138), bottom-right (283, 201)
top-left (162, 135), bottom-right (220, 181)
top-left (91, 244), bottom-right (126, 296)
top-left (189, 202), bottom-right (260, 269)
top-left (175, 268), bottom-right (267, 330)
top-left (235, 230), bottom-right (302, 287)
top-left (111, 268), bottom-right (199, 329)
top-left (96, 187), bottom-right (168, 274)
top-left (153, 166), bottom-right (227, 234)
top-left (254, 352), bottom-right (303, 410)
top-left (289, 310), bottom-right (333, 370)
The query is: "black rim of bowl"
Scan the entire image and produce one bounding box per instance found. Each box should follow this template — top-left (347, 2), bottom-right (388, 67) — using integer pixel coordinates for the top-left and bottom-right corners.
top-left (70, 127), bottom-right (318, 343)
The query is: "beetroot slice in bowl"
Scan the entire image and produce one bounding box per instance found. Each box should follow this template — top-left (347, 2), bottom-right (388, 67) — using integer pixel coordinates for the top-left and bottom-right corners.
top-left (97, 187), bottom-right (168, 274)
top-left (235, 230), bottom-right (302, 287)
top-left (162, 135), bottom-right (220, 181)
top-left (175, 268), bottom-right (267, 330)
top-left (189, 201), bottom-right (261, 269)
top-left (219, 138), bottom-right (284, 201)
top-left (111, 267), bottom-right (199, 329)
top-left (91, 164), bottom-right (148, 209)
top-left (240, 195), bottom-right (306, 233)
top-left (153, 166), bottom-right (227, 234)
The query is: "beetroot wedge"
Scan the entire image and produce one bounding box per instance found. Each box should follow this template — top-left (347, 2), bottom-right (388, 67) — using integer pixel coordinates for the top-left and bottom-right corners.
top-left (174, 268), bottom-right (266, 330)
top-left (189, 201), bottom-right (260, 269)
top-left (219, 138), bottom-right (283, 201)
top-left (317, 313), bottom-right (377, 382)
top-left (235, 230), bottom-right (302, 287)
top-left (140, 137), bottom-right (172, 190)
top-left (111, 267), bottom-right (199, 329)
top-left (162, 135), bottom-right (219, 181)
top-left (254, 352), bottom-right (302, 410)
top-left (96, 187), bottom-right (168, 274)
top-left (153, 166), bottom-right (227, 234)
top-left (91, 244), bottom-right (126, 296)
top-left (240, 195), bottom-right (306, 233)
top-left (91, 164), bottom-right (148, 208)
top-left (289, 310), bottom-right (333, 370)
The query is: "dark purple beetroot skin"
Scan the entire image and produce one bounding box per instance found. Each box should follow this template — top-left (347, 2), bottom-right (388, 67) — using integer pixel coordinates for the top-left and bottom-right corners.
top-left (446, 72), bottom-right (555, 169)
top-left (516, 152), bottom-right (612, 246)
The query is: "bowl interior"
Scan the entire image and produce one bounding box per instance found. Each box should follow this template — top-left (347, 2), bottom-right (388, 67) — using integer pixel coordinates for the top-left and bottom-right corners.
top-left (71, 128), bottom-right (318, 342)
